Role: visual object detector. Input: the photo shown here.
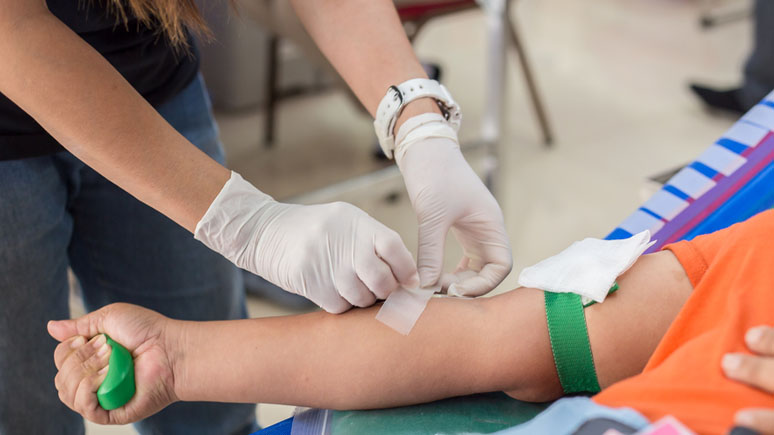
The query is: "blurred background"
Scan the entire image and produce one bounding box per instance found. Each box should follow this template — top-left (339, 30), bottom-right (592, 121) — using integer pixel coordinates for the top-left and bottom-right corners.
top-left (80, 0), bottom-right (755, 432)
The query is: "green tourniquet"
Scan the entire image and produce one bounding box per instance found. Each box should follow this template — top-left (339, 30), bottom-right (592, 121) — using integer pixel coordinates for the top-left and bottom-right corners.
top-left (544, 291), bottom-right (601, 394)
top-left (97, 335), bottom-right (136, 410)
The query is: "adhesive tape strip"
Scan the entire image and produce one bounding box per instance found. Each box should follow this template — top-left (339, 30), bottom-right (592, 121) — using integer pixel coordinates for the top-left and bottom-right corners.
top-left (376, 285), bottom-right (440, 335)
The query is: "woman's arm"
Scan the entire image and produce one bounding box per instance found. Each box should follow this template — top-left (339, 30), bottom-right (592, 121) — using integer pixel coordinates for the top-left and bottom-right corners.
top-left (288, 0), bottom-right (442, 128)
top-left (0, 0), bottom-right (229, 232)
top-left (289, 0), bottom-right (513, 297)
top-left (0, 1), bottom-right (422, 309)
top-left (48, 250), bottom-right (693, 423)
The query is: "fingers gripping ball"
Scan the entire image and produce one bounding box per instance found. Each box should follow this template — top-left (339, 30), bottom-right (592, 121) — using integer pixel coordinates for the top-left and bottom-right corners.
top-left (96, 335), bottom-right (135, 410)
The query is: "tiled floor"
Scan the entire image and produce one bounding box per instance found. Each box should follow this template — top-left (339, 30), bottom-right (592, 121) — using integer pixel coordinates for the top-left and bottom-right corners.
top-left (86, 0), bottom-right (751, 433)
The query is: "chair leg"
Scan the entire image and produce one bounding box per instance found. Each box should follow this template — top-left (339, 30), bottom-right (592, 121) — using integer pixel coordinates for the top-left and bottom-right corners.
top-left (479, 0), bottom-right (509, 194)
top-left (480, 0), bottom-right (507, 147)
top-left (506, 14), bottom-right (553, 146)
top-left (264, 35), bottom-right (279, 148)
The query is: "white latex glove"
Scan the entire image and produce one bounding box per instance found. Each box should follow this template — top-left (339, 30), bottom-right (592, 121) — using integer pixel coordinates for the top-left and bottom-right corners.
top-left (194, 172), bottom-right (420, 313)
top-left (395, 114), bottom-right (512, 297)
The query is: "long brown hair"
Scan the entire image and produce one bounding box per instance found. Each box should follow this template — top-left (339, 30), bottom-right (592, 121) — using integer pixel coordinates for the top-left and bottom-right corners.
top-left (104, 0), bottom-right (212, 48)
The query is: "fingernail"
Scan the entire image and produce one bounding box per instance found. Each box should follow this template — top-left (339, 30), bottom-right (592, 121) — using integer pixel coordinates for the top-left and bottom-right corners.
top-left (448, 284), bottom-right (461, 297)
top-left (92, 334), bottom-right (107, 349)
top-left (746, 326), bottom-right (766, 345)
top-left (70, 336), bottom-right (86, 349)
top-left (97, 342), bottom-right (110, 358)
top-left (98, 365), bottom-right (109, 375)
top-left (723, 354), bottom-right (742, 372)
top-left (735, 410), bottom-right (757, 426)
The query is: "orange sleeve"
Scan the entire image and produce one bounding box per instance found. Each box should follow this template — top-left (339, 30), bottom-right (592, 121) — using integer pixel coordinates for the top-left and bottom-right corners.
top-left (663, 209), bottom-right (774, 288)
top-left (663, 231), bottom-right (724, 289)
top-left (663, 240), bottom-right (708, 289)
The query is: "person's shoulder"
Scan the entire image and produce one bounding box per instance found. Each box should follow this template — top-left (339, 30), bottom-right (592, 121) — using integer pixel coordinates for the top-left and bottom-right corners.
top-left (722, 209), bottom-right (774, 250)
top-left (691, 210), bottom-right (774, 276)
top-left (664, 209), bottom-right (774, 282)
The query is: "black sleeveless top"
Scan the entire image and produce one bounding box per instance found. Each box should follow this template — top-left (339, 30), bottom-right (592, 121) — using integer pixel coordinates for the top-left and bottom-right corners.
top-left (0, 0), bottom-right (200, 160)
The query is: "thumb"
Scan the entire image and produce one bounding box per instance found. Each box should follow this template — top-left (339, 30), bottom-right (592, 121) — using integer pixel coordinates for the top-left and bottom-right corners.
top-left (735, 409), bottom-right (774, 433)
top-left (47, 319), bottom-right (80, 342)
top-left (448, 262), bottom-right (511, 297)
top-left (417, 220), bottom-right (449, 288)
top-left (47, 308), bottom-right (108, 342)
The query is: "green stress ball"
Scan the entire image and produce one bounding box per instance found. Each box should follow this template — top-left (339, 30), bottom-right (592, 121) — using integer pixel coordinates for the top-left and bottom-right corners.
top-left (96, 335), bottom-right (136, 410)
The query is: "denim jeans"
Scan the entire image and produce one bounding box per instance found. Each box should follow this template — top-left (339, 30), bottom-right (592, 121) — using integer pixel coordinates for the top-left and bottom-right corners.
top-left (0, 75), bottom-right (257, 435)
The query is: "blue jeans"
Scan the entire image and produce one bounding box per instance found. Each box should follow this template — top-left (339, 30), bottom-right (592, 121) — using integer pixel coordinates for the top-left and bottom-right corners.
top-left (0, 75), bottom-right (257, 434)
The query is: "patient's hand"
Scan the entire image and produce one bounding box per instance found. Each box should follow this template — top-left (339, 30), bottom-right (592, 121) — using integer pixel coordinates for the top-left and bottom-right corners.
top-left (723, 325), bottom-right (774, 433)
top-left (47, 303), bottom-right (179, 425)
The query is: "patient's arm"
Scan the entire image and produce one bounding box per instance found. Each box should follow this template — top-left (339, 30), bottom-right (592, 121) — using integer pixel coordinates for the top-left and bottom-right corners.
top-left (48, 250), bottom-right (693, 424)
top-left (176, 250), bottom-right (692, 408)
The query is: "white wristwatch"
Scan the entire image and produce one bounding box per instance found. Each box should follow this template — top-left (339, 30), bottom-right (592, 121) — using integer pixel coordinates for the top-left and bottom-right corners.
top-left (373, 78), bottom-right (461, 159)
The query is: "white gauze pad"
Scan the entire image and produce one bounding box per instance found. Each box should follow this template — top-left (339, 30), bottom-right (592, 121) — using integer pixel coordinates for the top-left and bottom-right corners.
top-left (376, 285), bottom-right (441, 335)
top-left (517, 230), bottom-right (655, 303)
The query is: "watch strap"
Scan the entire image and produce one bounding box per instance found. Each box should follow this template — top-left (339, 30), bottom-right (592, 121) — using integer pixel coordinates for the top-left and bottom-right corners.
top-left (373, 79), bottom-right (461, 159)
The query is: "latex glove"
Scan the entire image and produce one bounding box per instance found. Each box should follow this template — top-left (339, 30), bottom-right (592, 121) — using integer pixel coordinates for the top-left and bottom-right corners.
top-left (48, 303), bottom-right (176, 425)
top-left (195, 172), bottom-right (419, 313)
top-left (395, 114), bottom-right (512, 296)
top-left (723, 325), bottom-right (774, 433)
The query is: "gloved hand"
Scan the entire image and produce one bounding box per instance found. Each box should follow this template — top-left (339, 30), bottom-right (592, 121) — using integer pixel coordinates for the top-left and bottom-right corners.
top-left (395, 114), bottom-right (512, 297)
top-left (195, 173), bottom-right (419, 313)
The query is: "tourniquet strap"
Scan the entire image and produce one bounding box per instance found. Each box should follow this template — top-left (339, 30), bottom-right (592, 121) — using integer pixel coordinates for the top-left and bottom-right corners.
top-left (544, 291), bottom-right (601, 394)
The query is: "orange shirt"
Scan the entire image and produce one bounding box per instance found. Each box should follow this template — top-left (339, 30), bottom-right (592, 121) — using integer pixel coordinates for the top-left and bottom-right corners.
top-left (594, 209), bottom-right (774, 434)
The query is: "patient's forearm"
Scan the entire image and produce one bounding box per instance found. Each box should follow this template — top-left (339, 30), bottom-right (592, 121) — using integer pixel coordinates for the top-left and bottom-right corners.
top-left (174, 290), bottom-right (552, 409)
top-left (173, 251), bottom-right (692, 409)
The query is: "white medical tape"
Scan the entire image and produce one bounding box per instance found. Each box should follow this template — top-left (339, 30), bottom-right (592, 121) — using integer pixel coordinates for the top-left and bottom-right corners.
top-left (376, 285), bottom-right (441, 335)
